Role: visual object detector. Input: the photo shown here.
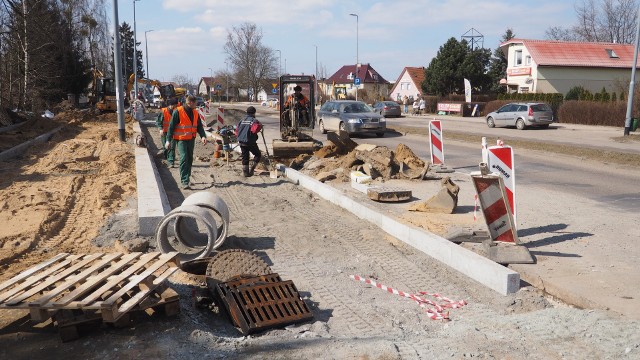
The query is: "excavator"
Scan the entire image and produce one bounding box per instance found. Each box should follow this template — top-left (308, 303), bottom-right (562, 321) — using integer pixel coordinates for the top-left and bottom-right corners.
top-left (272, 75), bottom-right (322, 158)
top-left (127, 74), bottom-right (176, 108)
top-left (90, 69), bottom-right (118, 112)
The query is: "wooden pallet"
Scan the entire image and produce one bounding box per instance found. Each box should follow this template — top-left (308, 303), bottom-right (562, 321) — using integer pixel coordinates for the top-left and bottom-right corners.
top-left (0, 252), bottom-right (180, 341)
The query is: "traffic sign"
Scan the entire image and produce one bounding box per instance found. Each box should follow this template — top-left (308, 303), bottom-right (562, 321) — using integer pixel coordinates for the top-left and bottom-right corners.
top-left (215, 84), bottom-right (222, 90)
top-left (272, 88), bottom-right (277, 94)
top-left (354, 77), bottom-right (361, 85)
top-left (272, 83), bottom-right (277, 88)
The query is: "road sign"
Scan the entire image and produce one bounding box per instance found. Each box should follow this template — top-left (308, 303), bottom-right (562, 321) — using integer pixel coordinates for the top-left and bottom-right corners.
top-left (272, 88), bottom-right (277, 94)
top-left (354, 77), bottom-right (361, 85)
top-left (272, 83), bottom-right (277, 88)
top-left (215, 84), bottom-right (222, 90)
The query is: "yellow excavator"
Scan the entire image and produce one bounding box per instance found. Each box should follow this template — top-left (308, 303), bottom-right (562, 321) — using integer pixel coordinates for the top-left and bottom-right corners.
top-left (127, 74), bottom-right (177, 107)
top-left (90, 69), bottom-right (117, 112)
top-left (272, 75), bottom-right (322, 158)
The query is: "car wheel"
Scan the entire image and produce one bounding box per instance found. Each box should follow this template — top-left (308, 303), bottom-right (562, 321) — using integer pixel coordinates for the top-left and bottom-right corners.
top-left (487, 117), bottom-right (495, 128)
top-left (376, 132), bottom-right (385, 137)
top-left (339, 122), bottom-right (346, 132)
top-left (516, 119), bottom-right (526, 130)
top-left (319, 120), bottom-right (327, 134)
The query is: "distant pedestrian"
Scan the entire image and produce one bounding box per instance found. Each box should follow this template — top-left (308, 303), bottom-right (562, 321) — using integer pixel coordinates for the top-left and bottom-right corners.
top-left (402, 95), bottom-right (409, 114)
top-left (165, 95), bottom-right (208, 189)
top-left (236, 106), bottom-right (262, 177)
top-left (419, 97), bottom-right (425, 115)
top-left (156, 98), bottom-right (178, 166)
top-left (412, 98), bottom-right (419, 115)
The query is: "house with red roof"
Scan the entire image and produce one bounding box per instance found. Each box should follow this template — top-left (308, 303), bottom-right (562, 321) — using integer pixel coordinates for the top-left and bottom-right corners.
top-left (320, 64), bottom-right (390, 102)
top-left (388, 67), bottom-right (426, 102)
top-left (500, 39), bottom-right (639, 95)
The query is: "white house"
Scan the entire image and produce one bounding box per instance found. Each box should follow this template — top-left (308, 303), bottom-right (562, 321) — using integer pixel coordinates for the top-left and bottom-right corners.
top-left (388, 67), bottom-right (425, 102)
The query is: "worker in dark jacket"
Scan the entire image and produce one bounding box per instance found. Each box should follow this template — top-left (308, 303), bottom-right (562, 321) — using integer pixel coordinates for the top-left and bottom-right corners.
top-left (156, 98), bottom-right (178, 166)
top-left (236, 106), bottom-right (262, 177)
top-left (166, 95), bottom-right (207, 189)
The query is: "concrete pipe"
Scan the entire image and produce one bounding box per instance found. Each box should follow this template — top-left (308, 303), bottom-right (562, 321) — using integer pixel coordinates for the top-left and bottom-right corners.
top-left (156, 204), bottom-right (218, 262)
top-left (174, 191), bottom-right (230, 250)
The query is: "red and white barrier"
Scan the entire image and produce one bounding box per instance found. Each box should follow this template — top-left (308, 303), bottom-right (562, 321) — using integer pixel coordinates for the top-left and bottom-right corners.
top-left (350, 275), bottom-right (467, 320)
top-left (487, 145), bottom-right (516, 222)
top-left (471, 173), bottom-right (519, 244)
top-left (429, 119), bottom-right (444, 165)
top-left (217, 107), bottom-right (225, 130)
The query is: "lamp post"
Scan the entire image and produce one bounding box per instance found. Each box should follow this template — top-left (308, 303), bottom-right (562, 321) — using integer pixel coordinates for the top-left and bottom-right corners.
top-left (349, 13), bottom-right (359, 101)
top-left (132, 0), bottom-right (141, 101)
top-left (275, 49), bottom-right (281, 79)
top-left (314, 45), bottom-right (318, 105)
top-left (112, 0), bottom-right (126, 141)
top-left (144, 29), bottom-right (153, 78)
top-left (225, 60), bottom-right (229, 102)
top-left (208, 67), bottom-right (213, 102)
top-left (624, 5), bottom-right (640, 135)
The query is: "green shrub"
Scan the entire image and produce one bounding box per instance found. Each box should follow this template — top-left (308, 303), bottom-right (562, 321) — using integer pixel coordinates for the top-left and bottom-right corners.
top-left (565, 86), bottom-right (586, 100)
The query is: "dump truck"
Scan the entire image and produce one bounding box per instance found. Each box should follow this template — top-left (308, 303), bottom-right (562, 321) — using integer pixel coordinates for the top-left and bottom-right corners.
top-left (272, 75), bottom-right (322, 158)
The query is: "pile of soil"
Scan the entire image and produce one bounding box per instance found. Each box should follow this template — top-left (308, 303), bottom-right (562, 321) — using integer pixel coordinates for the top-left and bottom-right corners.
top-left (0, 110), bottom-right (137, 274)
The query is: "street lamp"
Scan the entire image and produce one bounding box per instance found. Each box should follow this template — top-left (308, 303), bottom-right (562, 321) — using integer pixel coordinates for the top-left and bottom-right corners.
top-left (132, 0), bottom-right (141, 101)
top-left (275, 49), bottom-right (281, 79)
top-left (225, 60), bottom-right (229, 102)
top-left (208, 67), bottom-right (213, 101)
top-left (624, 6), bottom-right (640, 135)
top-left (349, 13), bottom-right (359, 101)
top-left (144, 29), bottom-right (153, 78)
top-left (314, 45), bottom-right (318, 104)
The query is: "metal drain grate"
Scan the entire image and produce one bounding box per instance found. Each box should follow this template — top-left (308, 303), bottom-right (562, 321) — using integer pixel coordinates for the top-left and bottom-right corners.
top-left (217, 274), bottom-right (313, 335)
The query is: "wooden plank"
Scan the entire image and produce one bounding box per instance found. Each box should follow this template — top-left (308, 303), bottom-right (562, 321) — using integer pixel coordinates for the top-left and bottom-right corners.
top-left (6, 254), bottom-right (104, 306)
top-left (50, 253), bottom-right (141, 307)
top-left (117, 267), bottom-right (178, 316)
top-left (0, 255), bottom-right (81, 304)
top-left (101, 252), bottom-right (177, 308)
top-left (0, 253), bottom-right (69, 293)
top-left (78, 252), bottom-right (160, 307)
top-left (30, 253), bottom-right (122, 307)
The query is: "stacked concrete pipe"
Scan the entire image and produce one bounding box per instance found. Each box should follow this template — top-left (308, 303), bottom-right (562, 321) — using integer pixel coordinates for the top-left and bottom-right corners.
top-left (155, 192), bottom-right (230, 262)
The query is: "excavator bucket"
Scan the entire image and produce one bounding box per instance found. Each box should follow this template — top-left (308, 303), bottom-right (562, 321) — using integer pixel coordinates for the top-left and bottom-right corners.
top-left (272, 139), bottom-right (322, 158)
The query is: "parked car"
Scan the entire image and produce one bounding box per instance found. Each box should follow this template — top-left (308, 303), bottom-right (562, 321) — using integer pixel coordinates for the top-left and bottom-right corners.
top-left (485, 102), bottom-right (554, 130)
top-left (316, 100), bottom-right (386, 137)
top-left (372, 101), bottom-right (402, 118)
top-left (261, 98), bottom-right (278, 107)
top-left (195, 96), bottom-right (205, 107)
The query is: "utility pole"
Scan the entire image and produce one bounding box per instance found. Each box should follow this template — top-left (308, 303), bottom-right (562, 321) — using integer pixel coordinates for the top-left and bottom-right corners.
top-left (144, 29), bottom-right (153, 78)
top-left (112, 0), bottom-right (125, 141)
top-left (350, 13), bottom-right (359, 101)
top-left (624, 5), bottom-right (640, 135)
top-left (132, 0), bottom-right (141, 101)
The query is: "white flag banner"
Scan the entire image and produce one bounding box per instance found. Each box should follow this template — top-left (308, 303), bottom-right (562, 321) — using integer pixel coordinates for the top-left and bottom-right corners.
top-left (464, 78), bottom-right (471, 103)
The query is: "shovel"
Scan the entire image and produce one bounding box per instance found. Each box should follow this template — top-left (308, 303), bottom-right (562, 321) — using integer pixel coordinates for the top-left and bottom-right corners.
top-left (260, 129), bottom-right (277, 177)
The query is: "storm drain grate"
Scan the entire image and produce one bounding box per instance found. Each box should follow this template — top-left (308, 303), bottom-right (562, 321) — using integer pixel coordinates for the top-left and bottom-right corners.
top-left (217, 273), bottom-right (313, 335)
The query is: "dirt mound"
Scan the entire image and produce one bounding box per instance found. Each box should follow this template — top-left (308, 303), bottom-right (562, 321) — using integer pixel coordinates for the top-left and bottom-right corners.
top-left (0, 111), bottom-right (136, 274)
top-left (300, 143), bottom-right (426, 182)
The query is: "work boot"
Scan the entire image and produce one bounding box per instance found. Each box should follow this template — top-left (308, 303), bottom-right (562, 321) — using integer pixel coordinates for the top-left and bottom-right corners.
top-left (243, 165), bottom-right (250, 177)
top-left (249, 161), bottom-right (258, 176)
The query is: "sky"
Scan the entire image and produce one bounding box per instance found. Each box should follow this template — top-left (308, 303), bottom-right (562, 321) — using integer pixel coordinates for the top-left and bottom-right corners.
top-left (108, 0), bottom-right (576, 85)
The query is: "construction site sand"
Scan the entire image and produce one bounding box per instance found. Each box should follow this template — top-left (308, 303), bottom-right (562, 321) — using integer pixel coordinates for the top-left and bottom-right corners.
top-left (0, 110), bottom-right (638, 359)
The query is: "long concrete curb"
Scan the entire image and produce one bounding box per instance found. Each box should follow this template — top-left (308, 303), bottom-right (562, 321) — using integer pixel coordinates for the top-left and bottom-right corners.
top-left (0, 126), bottom-right (63, 161)
top-left (277, 164), bottom-right (520, 295)
top-left (133, 122), bottom-right (171, 236)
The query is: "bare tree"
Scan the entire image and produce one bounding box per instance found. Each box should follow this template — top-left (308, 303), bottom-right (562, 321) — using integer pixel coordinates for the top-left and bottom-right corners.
top-left (224, 22), bottom-right (277, 101)
top-left (560, 0), bottom-right (639, 43)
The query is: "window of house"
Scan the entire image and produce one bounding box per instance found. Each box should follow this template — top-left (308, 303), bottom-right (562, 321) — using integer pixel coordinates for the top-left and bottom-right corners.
top-left (525, 55), bottom-right (531, 65)
top-left (606, 49), bottom-right (619, 58)
top-left (347, 72), bottom-right (354, 80)
top-left (519, 87), bottom-right (529, 93)
top-left (515, 50), bottom-right (523, 66)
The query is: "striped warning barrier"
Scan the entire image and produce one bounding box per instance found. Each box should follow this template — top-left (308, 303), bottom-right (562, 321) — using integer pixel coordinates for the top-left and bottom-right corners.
top-left (429, 119), bottom-right (444, 165)
top-left (217, 107), bottom-right (225, 130)
top-left (471, 172), bottom-right (519, 244)
top-left (350, 275), bottom-right (467, 320)
top-left (487, 145), bottom-right (516, 222)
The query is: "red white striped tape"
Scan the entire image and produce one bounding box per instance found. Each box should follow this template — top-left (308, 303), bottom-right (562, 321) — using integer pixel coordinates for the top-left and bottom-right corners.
top-left (350, 275), bottom-right (467, 320)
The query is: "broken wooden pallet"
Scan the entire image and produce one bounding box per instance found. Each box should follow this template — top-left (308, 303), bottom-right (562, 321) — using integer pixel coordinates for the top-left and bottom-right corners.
top-left (0, 252), bottom-right (181, 341)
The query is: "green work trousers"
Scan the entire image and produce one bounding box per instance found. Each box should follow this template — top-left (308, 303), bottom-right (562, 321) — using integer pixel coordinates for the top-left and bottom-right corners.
top-left (176, 138), bottom-right (196, 186)
top-left (160, 133), bottom-right (175, 164)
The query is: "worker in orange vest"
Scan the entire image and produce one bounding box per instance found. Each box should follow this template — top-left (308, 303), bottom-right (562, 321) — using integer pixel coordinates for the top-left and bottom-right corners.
top-left (165, 95), bottom-right (208, 190)
top-left (283, 85), bottom-right (311, 127)
top-left (156, 98), bottom-right (178, 166)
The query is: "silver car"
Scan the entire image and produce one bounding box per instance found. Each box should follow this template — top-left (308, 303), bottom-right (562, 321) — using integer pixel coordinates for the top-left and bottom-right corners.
top-left (317, 100), bottom-right (386, 137)
top-left (372, 101), bottom-right (402, 118)
top-left (486, 102), bottom-right (554, 130)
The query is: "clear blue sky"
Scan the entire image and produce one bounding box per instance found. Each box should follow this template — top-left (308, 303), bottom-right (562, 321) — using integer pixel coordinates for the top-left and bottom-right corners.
top-left (109, 0), bottom-right (576, 84)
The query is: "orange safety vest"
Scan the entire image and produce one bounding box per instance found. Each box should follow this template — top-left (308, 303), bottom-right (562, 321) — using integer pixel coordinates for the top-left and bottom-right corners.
top-left (172, 106), bottom-right (198, 140)
top-left (162, 107), bottom-right (172, 132)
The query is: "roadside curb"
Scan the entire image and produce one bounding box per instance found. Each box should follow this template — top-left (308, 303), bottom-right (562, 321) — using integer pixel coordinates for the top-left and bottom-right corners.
top-left (277, 164), bottom-right (520, 295)
top-left (133, 121), bottom-right (171, 236)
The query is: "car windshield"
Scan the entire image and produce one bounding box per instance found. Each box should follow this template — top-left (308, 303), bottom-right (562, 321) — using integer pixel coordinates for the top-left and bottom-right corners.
top-left (341, 102), bottom-right (372, 113)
